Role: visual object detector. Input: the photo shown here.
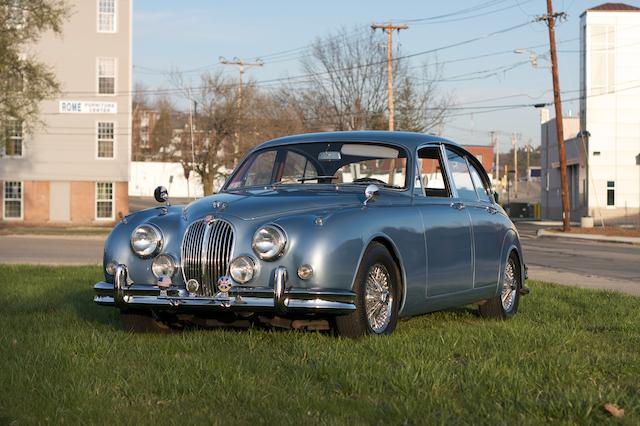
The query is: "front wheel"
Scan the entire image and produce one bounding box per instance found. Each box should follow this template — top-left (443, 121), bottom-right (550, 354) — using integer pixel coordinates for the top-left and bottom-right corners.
top-left (335, 242), bottom-right (400, 338)
top-left (479, 252), bottom-right (521, 319)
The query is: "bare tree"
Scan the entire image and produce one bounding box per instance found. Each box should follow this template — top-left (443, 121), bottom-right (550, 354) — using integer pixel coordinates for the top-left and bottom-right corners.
top-left (170, 71), bottom-right (240, 195)
top-left (297, 26), bottom-right (451, 133)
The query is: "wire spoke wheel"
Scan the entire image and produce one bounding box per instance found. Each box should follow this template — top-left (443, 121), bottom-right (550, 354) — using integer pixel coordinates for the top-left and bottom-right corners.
top-left (501, 257), bottom-right (517, 312)
top-left (364, 263), bottom-right (393, 333)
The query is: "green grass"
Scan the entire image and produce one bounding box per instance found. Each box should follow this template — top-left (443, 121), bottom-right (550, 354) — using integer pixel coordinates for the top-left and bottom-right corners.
top-left (1, 265), bottom-right (638, 425)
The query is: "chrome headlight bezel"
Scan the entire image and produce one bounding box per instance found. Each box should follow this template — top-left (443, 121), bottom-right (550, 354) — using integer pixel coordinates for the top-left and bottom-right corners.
top-left (130, 224), bottom-right (163, 258)
top-left (252, 224), bottom-right (287, 261)
top-left (229, 255), bottom-right (257, 284)
top-left (151, 254), bottom-right (177, 278)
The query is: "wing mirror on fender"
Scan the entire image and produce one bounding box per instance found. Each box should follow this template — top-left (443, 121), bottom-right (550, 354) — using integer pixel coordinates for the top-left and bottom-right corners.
top-left (154, 186), bottom-right (170, 205)
top-left (363, 184), bottom-right (380, 206)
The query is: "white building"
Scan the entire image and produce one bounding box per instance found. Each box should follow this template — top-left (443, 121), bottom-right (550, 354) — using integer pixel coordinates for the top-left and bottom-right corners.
top-left (579, 3), bottom-right (640, 224)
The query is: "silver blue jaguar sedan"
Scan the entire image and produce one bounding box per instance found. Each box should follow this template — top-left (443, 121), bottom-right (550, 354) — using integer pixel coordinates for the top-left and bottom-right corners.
top-left (95, 131), bottom-right (528, 337)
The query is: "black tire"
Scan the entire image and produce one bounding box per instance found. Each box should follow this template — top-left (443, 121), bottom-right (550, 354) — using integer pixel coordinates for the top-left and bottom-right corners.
top-left (479, 252), bottom-right (521, 320)
top-left (120, 310), bottom-right (171, 333)
top-left (335, 242), bottom-right (401, 338)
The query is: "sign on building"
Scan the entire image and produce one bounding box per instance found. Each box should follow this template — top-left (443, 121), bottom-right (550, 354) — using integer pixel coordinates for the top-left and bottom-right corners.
top-left (59, 100), bottom-right (117, 114)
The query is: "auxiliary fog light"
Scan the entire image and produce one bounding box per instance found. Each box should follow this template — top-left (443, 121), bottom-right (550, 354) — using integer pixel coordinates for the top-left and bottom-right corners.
top-left (105, 261), bottom-right (118, 276)
top-left (229, 256), bottom-right (256, 284)
top-left (297, 264), bottom-right (314, 280)
top-left (151, 254), bottom-right (177, 278)
top-left (186, 279), bottom-right (200, 294)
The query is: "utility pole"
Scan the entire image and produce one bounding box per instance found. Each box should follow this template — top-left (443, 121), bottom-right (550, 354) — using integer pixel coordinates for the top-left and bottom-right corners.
top-left (512, 133), bottom-right (520, 197)
top-left (371, 23), bottom-right (408, 131)
top-left (490, 131), bottom-right (498, 181)
top-left (538, 1), bottom-right (570, 231)
top-left (219, 57), bottom-right (263, 161)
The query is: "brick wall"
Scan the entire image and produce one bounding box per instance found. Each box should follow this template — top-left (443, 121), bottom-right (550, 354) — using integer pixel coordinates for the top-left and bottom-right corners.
top-left (116, 181), bottom-right (129, 220)
top-left (24, 181), bottom-right (50, 223)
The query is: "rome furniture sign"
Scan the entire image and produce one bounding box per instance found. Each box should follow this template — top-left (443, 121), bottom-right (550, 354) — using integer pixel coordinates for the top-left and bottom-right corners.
top-left (59, 100), bottom-right (117, 114)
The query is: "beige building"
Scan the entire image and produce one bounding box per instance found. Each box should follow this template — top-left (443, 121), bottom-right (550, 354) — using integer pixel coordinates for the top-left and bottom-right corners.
top-left (0, 0), bottom-right (132, 225)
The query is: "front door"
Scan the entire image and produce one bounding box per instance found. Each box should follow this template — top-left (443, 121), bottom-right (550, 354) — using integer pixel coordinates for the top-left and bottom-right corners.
top-left (415, 145), bottom-right (474, 297)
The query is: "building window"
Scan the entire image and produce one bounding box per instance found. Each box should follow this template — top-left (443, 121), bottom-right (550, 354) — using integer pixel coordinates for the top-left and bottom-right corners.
top-left (97, 122), bottom-right (114, 158)
top-left (3, 120), bottom-right (23, 157)
top-left (590, 25), bottom-right (615, 94)
top-left (97, 57), bottom-right (116, 95)
top-left (98, 0), bottom-right (117, 32)
top-left (606, 181), bottom-right (615, 206)
top-left (3, 181), bottom-right (23, 219)
top-left (96, 182), bottom-right (114, 219)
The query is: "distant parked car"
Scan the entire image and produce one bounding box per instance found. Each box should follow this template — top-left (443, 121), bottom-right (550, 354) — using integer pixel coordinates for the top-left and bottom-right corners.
top-left (94, 131), bottom-right (528, 337)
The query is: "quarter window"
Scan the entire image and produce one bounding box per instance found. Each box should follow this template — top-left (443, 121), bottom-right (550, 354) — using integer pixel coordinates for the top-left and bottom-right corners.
top-left (3, 181), bottom-right (23, 219)
top-left (98, 57), bottom-right (116, 95)
top-left (446, 149), bottom-right (477, 201)
top-left (607, 181), bottom-right (615, 206)
top-left (469, 162), bottom-right (491, 202)
top-left (97, 122), bottom-right (114, 158)
top-left (3, 120), bottom-right (23, 157)
top-left (96, 182), bottom-right (114, 219)
top-left (98, 0), bottom-right (116, 32)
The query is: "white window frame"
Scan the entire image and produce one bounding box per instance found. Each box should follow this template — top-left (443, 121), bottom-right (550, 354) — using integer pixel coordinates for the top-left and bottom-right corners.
top-left (3, 181), bottom-right (24, 221)
top-left (95, 182), bottom-right (115, 220)
top-left (96, 57), bottom-right (117, 96)
top-left (96, 120), bottom-right (116, 159)
top-left (3, 119), bottom-right (24, 158)
top-left (97, 0), bottom-right (117, 33)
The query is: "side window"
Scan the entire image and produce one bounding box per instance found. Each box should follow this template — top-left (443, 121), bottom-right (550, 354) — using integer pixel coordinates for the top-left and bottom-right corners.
top-left (445, 149), bottom-right (477, 202)
top-left (468, 162), bottom-right (491, 202)
top-left (280, 151), bottom-right (318, 184)
top-left (417, 146), bottom-right (450, 197)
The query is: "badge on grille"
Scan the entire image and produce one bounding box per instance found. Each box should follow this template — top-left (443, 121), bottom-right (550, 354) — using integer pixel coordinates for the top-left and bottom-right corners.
top-left (205, 214), bottom-right (215, 224)
top-left (217, 276), bottom-right (233, 293)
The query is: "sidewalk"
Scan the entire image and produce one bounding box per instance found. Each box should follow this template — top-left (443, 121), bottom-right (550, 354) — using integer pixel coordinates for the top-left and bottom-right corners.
top-left (528, 266), bottom-right (640, 297)
top-left (536, 229), bottom-right (640, 245)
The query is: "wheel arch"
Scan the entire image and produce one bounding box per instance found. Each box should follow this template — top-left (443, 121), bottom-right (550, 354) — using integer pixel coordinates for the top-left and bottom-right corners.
top-left (499, 229), bottom-right (525, 295)
top-left (357, 234), bottom-right (407, 314)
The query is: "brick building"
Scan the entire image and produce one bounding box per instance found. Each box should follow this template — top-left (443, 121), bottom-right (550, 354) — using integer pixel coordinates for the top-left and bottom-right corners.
top-left (0, 0), bottom-right (132, 225)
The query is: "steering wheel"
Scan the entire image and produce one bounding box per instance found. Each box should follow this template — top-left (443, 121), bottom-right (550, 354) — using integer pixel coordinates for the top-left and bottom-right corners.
top-left (352, 177), bottom-right (387, 185)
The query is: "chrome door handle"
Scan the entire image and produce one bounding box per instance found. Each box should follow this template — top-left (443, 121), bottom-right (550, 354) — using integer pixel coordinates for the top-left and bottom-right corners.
top-left (450, 202), bottom-right (465, 210)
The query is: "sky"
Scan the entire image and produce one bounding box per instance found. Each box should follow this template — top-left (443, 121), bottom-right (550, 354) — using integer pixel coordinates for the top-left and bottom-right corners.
top-left (132, 0), bottom-right (638, 152)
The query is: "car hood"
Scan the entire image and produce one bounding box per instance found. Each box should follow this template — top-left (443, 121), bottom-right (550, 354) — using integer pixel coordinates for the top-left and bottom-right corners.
top-left (185, 187), bottom-right (367, 221)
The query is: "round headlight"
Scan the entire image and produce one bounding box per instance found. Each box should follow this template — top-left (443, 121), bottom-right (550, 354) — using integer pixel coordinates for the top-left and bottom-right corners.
top-left (130, 224), bottom-right (163, 258)
top-left (151, 254), bottom-right (176, 278)
top-left (229, 256), bottom-right (256, 284)
top-left (252, 225), bottom-right (286, 260)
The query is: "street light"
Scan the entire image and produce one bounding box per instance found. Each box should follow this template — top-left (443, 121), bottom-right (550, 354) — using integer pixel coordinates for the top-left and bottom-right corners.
top-left (513, 48), bottom-right (550, 69)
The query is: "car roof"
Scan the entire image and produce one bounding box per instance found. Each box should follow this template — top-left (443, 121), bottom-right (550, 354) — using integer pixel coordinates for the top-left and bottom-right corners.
top-left (255, 131), bottom-right (462, 153)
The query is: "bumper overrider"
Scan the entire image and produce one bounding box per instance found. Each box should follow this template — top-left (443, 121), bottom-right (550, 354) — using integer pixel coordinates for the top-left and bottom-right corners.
top-left (94, 265), bottom-right (356, 315)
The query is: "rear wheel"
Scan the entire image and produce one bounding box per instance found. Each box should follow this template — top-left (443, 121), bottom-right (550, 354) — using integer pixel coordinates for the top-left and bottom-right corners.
top-left (120, 310), bottom-right (171, 333)
top-left (479, 252), bottom-right (521, 319)
top-left (335, 242), bottom-right (400, 338)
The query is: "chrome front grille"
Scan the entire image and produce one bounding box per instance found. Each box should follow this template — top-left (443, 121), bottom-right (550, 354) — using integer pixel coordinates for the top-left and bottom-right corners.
top-left (181, 219), bottom-right (234, 296)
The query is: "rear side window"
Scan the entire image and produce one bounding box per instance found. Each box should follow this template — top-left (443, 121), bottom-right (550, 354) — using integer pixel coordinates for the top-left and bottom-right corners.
top-left (417, 146), bottom-right (450, 197)
top-left (445, 149), bottom-right (477, 202)
top-left (468, 163), bottom-right (491, 202)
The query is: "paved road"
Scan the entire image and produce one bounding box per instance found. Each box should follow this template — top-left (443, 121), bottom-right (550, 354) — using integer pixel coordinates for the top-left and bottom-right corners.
top-left (1, 221), bottom-right (638, 295)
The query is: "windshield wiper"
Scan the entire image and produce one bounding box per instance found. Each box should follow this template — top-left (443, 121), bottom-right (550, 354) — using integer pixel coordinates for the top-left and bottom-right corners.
top-left (296, 175), bottom-right (339, 182)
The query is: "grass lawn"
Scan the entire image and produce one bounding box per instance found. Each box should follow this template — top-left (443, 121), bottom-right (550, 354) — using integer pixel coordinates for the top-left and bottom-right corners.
top-left (1, 265), bottom-right (638, 425)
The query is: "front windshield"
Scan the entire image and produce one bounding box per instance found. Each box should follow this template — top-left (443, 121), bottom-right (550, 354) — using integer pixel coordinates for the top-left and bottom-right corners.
top-left (225, 142), bottom-right (408, 190)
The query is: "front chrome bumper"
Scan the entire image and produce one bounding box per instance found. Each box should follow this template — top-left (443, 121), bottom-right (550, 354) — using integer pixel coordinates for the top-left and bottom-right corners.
top-left (94, 265), bottom-right (356, 315)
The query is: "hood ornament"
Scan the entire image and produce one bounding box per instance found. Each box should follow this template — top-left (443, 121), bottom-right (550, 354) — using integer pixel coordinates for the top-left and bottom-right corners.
top-left (205, 214), bottom-right (216, 224)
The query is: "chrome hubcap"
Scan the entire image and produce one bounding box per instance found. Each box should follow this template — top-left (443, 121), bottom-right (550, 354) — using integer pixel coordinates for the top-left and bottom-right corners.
top-left (501, 258), bottom-right (518, 311)
top-left (365, 263), bottom-right (394, 333)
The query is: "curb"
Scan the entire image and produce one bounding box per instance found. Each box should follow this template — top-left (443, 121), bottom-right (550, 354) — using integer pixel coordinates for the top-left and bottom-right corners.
top-left (536, 229), bottom-right (640, 245)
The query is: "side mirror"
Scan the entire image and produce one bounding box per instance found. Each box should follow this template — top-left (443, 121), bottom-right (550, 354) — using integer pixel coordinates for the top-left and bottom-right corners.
top-left (493, 191), bottom-right (499, 203)
top-left (154, 186), bottom-right (169, 204)
top-left (363, 184), bottom-right (380, 206)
